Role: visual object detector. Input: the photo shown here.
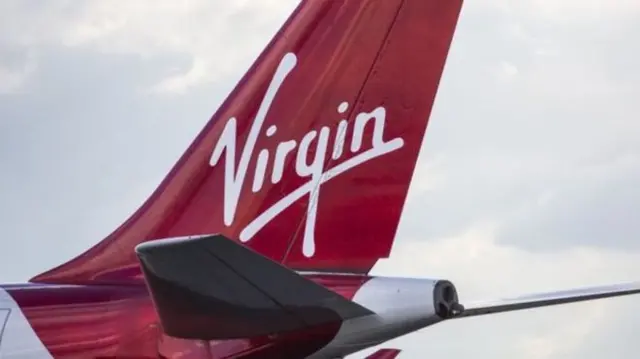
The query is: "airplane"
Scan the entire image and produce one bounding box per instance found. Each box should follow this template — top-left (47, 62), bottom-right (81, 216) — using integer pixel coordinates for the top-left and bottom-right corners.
top-left (1, 0), bottom-right (639, 358)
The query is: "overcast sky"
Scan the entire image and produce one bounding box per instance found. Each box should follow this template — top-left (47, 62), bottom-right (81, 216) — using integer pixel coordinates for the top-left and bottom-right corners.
top-left (1, 0), bottom-right (640, 358)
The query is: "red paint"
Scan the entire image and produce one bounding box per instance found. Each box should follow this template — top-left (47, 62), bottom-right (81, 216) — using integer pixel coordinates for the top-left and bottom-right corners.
top-left (31, 0), bottom-right (462, 284)
top-left (4, 275), bottom-right (369, 358)
top-left (365, 349), bottom-right (402, 359)
top-left (6, 0), bottom-right (464, 357)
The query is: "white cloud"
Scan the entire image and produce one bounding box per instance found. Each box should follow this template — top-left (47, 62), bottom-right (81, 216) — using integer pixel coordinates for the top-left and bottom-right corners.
top-left (150, 56), bottom-right (211, 94)
top-left (0, 50), bottom-right (36, 94)
top-left (485, 0), bottom-right (640, 22)
top-left (0, 0), bottom-right (299, 94)
top-left (498, 61), bottom-right (519, 80)
top-left (376, 222), bottom-right (640, 297)
top-left (526, 0), bottom-right (640, 19)
top-left (354, 221), bottom-right (640, 358)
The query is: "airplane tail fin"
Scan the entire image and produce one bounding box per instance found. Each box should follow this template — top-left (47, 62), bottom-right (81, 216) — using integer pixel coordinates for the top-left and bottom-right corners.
top-left (31, 0), bottom-right (463, 284)
top-left (135, 234), bottom-right (373, 340)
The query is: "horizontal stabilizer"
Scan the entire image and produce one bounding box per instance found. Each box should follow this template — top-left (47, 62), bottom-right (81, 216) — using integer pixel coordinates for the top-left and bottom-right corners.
top-left (365, 349), bottom-right (402, 359)
top-left (456, 281), bottom-right (640, 319)
top-left (135, 234), bottom-right (373, 340)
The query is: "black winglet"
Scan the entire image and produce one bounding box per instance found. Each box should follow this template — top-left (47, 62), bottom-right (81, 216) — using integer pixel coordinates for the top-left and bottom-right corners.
top-left (135, 234), bottom-right (373, 340)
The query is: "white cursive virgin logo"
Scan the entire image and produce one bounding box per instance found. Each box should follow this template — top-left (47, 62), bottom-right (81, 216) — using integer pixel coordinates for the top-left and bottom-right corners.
top-left (209, 52), bottom-right (404, 258)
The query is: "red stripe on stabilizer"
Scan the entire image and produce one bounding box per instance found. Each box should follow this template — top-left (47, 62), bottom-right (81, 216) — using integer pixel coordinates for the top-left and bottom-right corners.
top-left (32, 0), bottom-right (463, 284)
top-left (365, 348), bottom-right (402, 359)
top-left (307, 273), bottom-right (373, 300)
top-left (7, 275), bottom-right (372, 358)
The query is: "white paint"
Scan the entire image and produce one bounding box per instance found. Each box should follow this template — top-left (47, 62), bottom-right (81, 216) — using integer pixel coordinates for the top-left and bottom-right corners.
top-left (209, 53), bottom-right (297, 228)
top-left (271, 139), bottom-right (297, 184)
top-left (308, 277), bottom-right (444, 359)
top-left (0, 288), bottom-right (53, 359)
top-left (332, 102), bottom-right (350, 161)
top-left (331, 120), bottom-right (349, 160)
top-left (209, 52), bottom-right (404, 257)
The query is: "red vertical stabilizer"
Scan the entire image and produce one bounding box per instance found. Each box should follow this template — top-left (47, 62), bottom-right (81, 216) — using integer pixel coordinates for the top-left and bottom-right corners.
top-left (32, 0), bottom-right (463, 284)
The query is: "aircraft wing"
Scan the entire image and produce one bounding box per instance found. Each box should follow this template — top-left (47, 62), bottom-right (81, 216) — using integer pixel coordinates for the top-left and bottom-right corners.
top-left (135, 234), bottom-right (373, 340)
top-left (455, 282), bottom-right (640, 319)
